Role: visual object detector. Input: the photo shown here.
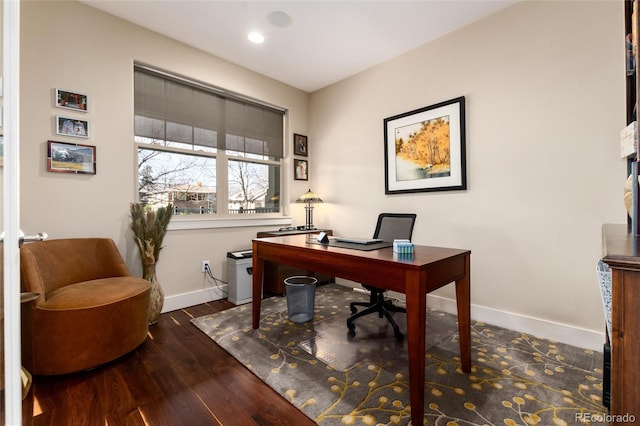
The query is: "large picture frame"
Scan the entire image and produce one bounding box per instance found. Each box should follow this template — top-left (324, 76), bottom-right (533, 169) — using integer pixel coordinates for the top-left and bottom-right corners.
top-left (47, 140), bottom-right (96, 174)
top-left (384, 96), bottom-right (466, 194)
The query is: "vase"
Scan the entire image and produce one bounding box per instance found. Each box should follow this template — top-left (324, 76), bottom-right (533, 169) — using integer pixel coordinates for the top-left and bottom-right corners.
top-left (143, 262), bottom-right (164, 325)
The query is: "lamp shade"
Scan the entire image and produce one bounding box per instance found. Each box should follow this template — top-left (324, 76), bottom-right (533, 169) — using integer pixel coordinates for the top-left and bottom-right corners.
top-left (296, 189), bottom-right (323, 204)
top-left (296, 189), bottom-right (322, 230)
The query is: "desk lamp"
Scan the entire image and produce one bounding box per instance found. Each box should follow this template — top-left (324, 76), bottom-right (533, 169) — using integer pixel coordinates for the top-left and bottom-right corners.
top-left (296, 189), bottom-right (323, 230)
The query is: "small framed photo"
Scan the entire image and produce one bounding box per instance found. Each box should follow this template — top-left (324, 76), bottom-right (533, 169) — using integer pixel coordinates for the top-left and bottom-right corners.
top-left (47, 140), bottom-right (96, 174)
top-left (56, 116), bottom-right (89, 138)
top-left (56, 89), bottom-right (88, 112)
top-left (294, 159), bottom-right (308, 181)
top-left (294, 133), bottom-right (308, 156)
top-left (384, 96), bottom-right (466, 194)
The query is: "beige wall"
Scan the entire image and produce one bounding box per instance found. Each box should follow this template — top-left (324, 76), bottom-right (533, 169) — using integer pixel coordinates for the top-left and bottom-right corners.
top-left (19, 0), bottom-right (626, 348)
top-left (309, 0), bottom-right (625, 347)
top-left (19, 1), bottom-right (310, 301)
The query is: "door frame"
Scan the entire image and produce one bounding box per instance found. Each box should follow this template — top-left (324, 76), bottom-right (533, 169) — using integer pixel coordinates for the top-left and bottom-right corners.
top-left (3, 0), bottom-right (23, 423)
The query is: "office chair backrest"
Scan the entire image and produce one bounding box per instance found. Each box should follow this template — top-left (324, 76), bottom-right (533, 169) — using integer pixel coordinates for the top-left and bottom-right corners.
top-left (373, 213), bottom-right (417, 242)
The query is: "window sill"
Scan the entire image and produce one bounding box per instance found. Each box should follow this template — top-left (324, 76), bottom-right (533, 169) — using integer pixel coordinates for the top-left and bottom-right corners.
top-left (167, 215), bottom-right (293, 231)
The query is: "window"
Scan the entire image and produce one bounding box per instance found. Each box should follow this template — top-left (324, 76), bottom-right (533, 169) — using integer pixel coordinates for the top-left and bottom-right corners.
top-left (134, 66), bottom-right (284, 217)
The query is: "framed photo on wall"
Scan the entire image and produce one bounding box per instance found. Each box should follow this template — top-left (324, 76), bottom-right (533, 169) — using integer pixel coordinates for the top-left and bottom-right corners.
top-left (294, 159), bottom-right (308, 181)
top-left (56, 89), bottom-right (88, 112)
top-left (47, 140), bottom-right (96, 174)
top-left (56, 116), bottom-right (89, 139)
top-left (384, 96), bottom-right (466, 194)
top-left (294, 133), bottom-right (308, 156)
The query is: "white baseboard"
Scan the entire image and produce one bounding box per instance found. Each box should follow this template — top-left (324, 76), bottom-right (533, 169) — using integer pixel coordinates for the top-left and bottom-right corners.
top-left (424, 293), bottom-right (605, 351)
top-left (162, 285), bottom-right (228, 313)
top-left (163, 282), bottom-right (606, 352)
top-left (355, 285), bottom-right (605, 351)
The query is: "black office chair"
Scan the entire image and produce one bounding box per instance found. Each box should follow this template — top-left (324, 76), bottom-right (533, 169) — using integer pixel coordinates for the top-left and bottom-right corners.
top-left (346, 213), bottom-right (416, 341)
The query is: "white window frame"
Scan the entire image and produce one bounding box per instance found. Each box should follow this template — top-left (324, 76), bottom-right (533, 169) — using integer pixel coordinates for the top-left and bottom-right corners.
top-left (133, 65), bottom-right (292, 230)
top-left (134, 144), bottom-right (291, 230)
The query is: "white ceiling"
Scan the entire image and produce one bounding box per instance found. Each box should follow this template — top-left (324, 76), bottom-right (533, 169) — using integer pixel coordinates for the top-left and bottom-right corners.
top-left (81, 0), bottom-right (517, 92)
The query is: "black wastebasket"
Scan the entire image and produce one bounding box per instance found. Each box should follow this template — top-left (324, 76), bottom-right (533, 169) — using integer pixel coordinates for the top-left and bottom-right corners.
top-left (284, 276), bottom-right (317, 323)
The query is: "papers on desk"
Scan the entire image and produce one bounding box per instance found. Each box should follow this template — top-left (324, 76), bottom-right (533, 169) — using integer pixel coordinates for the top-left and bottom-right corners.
top-left (331, 236), bottom-right (383, 245)
top-left (311, 238), bottom-right (392, 251)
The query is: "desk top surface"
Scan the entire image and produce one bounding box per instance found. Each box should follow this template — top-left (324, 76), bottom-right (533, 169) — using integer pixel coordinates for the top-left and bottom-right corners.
top-left (253, 234), bottom-right (470, 267)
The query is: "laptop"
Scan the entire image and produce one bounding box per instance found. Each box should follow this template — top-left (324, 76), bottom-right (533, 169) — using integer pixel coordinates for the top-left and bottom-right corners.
top-left (331, 236), bottom-right (384, 245)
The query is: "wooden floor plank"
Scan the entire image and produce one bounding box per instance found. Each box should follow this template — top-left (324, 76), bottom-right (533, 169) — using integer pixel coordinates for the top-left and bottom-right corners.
top-left (23, 300), bottom-right (315, 426)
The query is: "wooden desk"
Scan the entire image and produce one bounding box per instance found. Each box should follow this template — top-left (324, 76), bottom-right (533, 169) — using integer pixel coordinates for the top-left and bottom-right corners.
top-left (252, 235), bottom-right (471, 425)
top-left (256, 229), bottom-right (333, 294)
top-left (602, 224), bottom-right (640, 423)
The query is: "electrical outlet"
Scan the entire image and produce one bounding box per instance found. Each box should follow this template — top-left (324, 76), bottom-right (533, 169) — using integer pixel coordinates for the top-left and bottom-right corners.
top-left (202, 260), bottom-right (210, 273)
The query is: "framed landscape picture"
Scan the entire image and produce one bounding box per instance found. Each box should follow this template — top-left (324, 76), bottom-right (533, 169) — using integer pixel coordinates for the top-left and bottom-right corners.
top-left (383, 96), bottom-right (466, 194)
top-left (47, 140), bottom-right (96, 174)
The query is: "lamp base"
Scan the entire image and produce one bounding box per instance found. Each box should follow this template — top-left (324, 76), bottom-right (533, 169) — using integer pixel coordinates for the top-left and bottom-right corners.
top-left (305, 205), bottom-right (315, 231)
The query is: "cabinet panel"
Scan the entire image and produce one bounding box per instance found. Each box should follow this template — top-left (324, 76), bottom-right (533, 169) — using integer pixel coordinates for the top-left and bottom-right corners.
top-left (602, 224), bottom-right (640, 423)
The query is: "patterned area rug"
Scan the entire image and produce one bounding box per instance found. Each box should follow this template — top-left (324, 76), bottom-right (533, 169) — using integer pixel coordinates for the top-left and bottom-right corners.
top-left (191, 284), bottom-right (607, 425)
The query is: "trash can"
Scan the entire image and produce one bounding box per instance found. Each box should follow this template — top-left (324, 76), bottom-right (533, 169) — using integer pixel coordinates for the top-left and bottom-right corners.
top-left (284, 276), bottom-right (318, 323)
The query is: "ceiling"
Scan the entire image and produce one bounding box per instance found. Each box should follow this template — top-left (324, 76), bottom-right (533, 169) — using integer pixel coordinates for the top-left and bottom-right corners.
top-left (81, 0), bottom-right (517, 93)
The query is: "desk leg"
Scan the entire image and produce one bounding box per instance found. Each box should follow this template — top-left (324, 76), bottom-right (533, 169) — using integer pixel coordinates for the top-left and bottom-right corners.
top-left (405, 270), bottom-right (426, 426)
top-left (455, 253), bottom-right (471, 373)
top-left (252, 242), bottom-right (264, 329)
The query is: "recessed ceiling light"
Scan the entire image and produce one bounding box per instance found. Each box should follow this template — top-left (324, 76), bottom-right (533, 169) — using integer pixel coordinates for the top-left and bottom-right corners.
top-left (248, 32), bottom-right (265, 44)
top-left (267, 10), bottom-right (292, 29)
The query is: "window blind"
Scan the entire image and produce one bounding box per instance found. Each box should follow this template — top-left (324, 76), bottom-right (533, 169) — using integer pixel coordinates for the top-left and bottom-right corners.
top-left (134, 67), bottom-right (284, 159)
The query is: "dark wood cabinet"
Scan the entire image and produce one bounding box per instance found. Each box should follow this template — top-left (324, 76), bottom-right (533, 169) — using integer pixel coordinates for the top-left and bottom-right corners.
top-left (603, 4), bottom-right (640, 422)
top-left (256, 229), bottom-right (334, 295)
top-left (602, 224), bottom-right (640, 424)
top-left (625, 0), bottom-right (639, 232)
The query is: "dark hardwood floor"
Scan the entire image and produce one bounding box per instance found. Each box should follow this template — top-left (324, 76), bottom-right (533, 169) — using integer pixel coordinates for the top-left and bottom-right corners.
top-left (21, 300), bottom-right (315, 426)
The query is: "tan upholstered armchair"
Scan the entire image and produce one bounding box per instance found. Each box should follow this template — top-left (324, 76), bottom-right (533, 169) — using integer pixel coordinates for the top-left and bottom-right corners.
top-left (20, 238), bottom-right (151, 375)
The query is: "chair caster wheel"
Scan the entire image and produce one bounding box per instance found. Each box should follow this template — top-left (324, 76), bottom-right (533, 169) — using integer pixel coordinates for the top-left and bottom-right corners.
top-left (395, 331), bottom-right (404, 341)
top-left (347, 320), bottom-right (355, 332)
